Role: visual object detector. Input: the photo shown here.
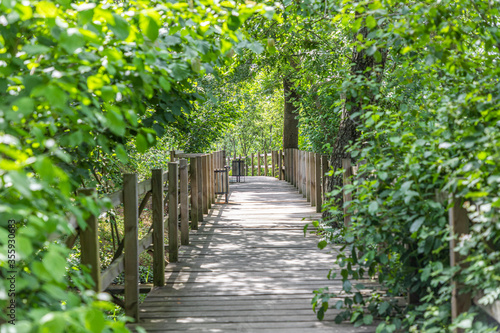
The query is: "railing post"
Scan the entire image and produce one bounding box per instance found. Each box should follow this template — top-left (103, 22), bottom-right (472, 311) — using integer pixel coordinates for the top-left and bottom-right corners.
top-left (449, 196), bottom-right (471, 333)
top-left (257, 152), bottom-right (261, 176)
top-left (168, 162), bottom-right (179, 262)
top-left (179, 159), bottom-right (189, 245)
top-left (190, 157), bottom-right (199, 229)
top-left (211, 153), bottom-right (215, 204)
top-left (264, 151), bottom-right (268, 176)
top-left (315, 153), bottom-right (322, 213)
top-left (197, 156), bottom-right (203, 222)
top-left (202, 155), bottom-right (209, 214)
top-left (293, 149), bottom-right (297, 188)
top-left (304, 151), bottom-right (311, 202)
top-left (342, 158), bottom-right (352, 228)
top-left (123, 173), bottom-right (139, 321)
top-left (251, 153), bottom-right (254, 176)
top-left (271, 151), bottom-right (275, 178)
top-left (299, 151), bottom-right (304, 195)
top-left (279, 149), bottom-right (283, 180)
top-left (310, 152), bottom-right (315, 207)
top-left (79, 188), bottom-right (101, 292)
top-left (152, 169), bottom-right (165, 287)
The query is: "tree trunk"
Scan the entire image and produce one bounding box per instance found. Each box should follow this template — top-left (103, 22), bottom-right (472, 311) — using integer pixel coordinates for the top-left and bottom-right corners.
top-left (282, 75), bottom-right (300, 149)
top-left (323, 25), bottom-right (386, 225)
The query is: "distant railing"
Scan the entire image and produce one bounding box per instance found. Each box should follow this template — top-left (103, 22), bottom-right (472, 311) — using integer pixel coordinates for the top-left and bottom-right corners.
top-left (70, 150), bottom-right (225, 322)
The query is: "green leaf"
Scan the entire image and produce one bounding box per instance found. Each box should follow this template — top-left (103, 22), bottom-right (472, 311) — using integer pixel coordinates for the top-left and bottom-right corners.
top-left (85, 308), bottom-right (105, 332)
top-left (363, 314), bottom-right (373, 325)
top-left (59, 31), bottom-right (85, 54)
top-left (43, 250), bottom-right (67, 282)
top-left (318, 240), bottom-right (327, 249)
top-left (140, 14), bottom-right (159, 41)
top-left (368, 201), bottom-right (379, 215)
top-left (136, 134), bottom-right (148, 153)
top-left (343, 279), bottom-right (352, 292)
top-left (366, 15), bottom-right (377, 29)
top-left (105, 107), bottom-right (126, 136)
top-left (227, 15), bottom-right (241, 31)
top-left (109, 14), bottom-right (130, 40)
top-left (410, 216), bottom-right (425, 233)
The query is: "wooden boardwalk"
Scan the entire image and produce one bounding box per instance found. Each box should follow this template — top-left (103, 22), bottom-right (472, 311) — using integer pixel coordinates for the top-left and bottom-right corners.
top-left (130, 176), bottom-right (376, 332)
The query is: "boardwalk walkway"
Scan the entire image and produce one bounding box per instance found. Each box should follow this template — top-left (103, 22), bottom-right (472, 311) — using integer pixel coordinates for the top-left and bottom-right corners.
top-left (131, 176), bottom-right (376, 332)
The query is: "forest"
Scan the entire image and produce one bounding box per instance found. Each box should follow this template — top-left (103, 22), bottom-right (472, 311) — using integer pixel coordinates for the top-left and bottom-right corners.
top-left (1, 0), bottom-right (499, 332)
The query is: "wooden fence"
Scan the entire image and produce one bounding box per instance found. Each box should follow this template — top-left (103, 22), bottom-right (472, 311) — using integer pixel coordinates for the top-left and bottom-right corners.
top-left (71, 150), bottom-right (225, 322)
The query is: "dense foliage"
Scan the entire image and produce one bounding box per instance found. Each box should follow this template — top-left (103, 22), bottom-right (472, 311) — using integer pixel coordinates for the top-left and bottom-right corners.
top-left (311, 0), bottom-right (500, 332)
top-left (0, 0), bottom-right (273, 330)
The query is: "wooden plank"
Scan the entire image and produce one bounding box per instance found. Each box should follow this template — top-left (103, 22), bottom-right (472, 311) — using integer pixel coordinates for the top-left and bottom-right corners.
top-left (264, 150), bottom-right (268, 176)
top-left (304, 151), bottom-right (311, 202)
top-left (279, 149), bottom-right (283, 180)
top-left (104, 189), bottom-right (123, 209)
top-left (342, 159), bottom-right (352, 228)
top-left (152, 168), bottom-right (165, 287)
top-left (168, 162), bottom-right (179, 262)
top-left (271, 151), bottom-right (275, 178)
top-left (190, 157), bottom-right (199, 229)
top-left (79, 188), bottom-right (101, 292)
top-left (101, 230), bottom-right (153, 290)
top-left (179, 159), bottom-right (189, 245)
top-left (202, 155), bottom-right (209, 213)
top-left (257, 151), bottom-right (261, 176)
top-left (315, 153), bottom-right (322, 213)
top-left (131, 176), bottom-right (381, 332)
top-left (449, 196), bottom-right (471, 333)
top-left (251, 153), bottom-right (254, 176)
top-left (123, 173), bottom-right (139, 322)
top-left (137, 178), bottom-right (151, 197)
top-left (310, 152), bottom-right (315, 207)
top-left (197, 156), bottom-right (203, 223)
top-left (210, 153), bottom-right (215, 204)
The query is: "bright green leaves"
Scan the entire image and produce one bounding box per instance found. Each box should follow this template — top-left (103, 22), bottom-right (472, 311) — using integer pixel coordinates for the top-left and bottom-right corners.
top-left (139, 12), bottom-right (160, 41)
top-left (365, 16), bottom-right (377, 29)
top-left (59, 30), bottom-right (85, 54)
top-left (109, 14), bottom-right (130, 40)
top-left (104, 105), bottom-right (125, 136)
top-left (227, 15), bottom-right (241, 31)
top-left (36, 1), bottom-right (57, 18)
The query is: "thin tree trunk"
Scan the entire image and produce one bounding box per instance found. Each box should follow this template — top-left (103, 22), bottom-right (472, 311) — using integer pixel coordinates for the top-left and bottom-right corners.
top-left (323, 25), bottom-right (387, 225)
top-left (282, 75), bottom-right (300, 149)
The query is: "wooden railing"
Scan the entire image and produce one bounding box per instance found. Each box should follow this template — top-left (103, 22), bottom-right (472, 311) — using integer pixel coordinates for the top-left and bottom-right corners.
top-left (281, 149), bottom-right (331, 214)
top-left (71, 150), bottom-right (225, 322)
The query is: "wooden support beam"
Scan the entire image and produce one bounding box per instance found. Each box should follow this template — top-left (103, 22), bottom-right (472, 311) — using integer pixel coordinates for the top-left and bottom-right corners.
top-left (79, 188), bottom-right (101, 293)
top-left (152, 169), bottom-right (165, 287)
top-left (202, 155), bottom-right (208, 214)
top-left (449, 196), bottom-right (471, 333)
top-left (271, 151), bottom-right (275, 178)
top-left (251, 153), bottom-right (254, 176)
top-left (315, 153), bottom-right (322, 213)
top-left (279, 149), bottom-right (283, 180)
top-left (179, 159), bottom-right (189, 245)
top-left (304, 151), bottom-right (311, 202)
top-left (197, 156), bottom-right (203, 223)
top-left (190, 157), bottom-right (199, 229)
top-left (342, 158), bottom-right (352, 228)
top-left (264, 151), bottom-right (268, 176)
top-left (257, 152), bottom-right (261, 176)
top-left (123, 173), bottom-right (139, 322)
top-left (211, 153), bottom-right (215, 204)
top-left (168, 162), bottom-right (179, 262)
top-left (310, 152), bottom-right (315, 207)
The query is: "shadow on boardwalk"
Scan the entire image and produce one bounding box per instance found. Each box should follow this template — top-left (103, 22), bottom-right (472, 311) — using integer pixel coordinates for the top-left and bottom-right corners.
top-left (129, 176), bottom-right (376, 332)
